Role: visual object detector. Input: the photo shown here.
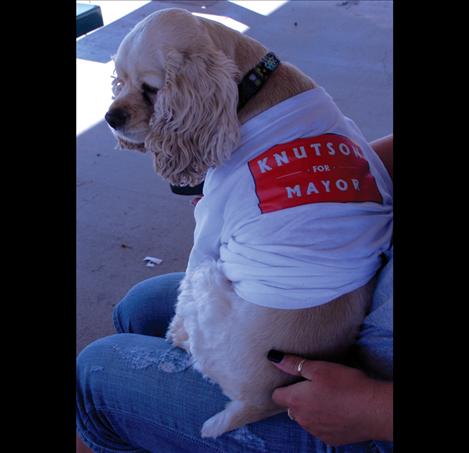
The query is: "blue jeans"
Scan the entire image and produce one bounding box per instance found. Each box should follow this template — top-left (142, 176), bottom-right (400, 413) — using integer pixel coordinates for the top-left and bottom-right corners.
top-left (77, 272), bottom-right (392, 453)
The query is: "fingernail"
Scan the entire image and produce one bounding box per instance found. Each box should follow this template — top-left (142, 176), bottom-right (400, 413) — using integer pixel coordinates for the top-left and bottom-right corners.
top-left (267, 349), bottom-right (284, 363)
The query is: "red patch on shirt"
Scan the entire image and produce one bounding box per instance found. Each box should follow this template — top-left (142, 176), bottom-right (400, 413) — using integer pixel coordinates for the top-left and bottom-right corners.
top-left (248, 134), bottom-right (383, 214)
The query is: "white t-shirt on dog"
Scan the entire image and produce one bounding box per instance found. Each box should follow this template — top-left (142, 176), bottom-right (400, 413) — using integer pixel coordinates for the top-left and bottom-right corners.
top-left (186, 87), bottom-right (393, 309)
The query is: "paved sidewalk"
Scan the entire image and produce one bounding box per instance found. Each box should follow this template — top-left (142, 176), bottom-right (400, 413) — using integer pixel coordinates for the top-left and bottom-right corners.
top-left (76, 0), bottom-right (393, 354)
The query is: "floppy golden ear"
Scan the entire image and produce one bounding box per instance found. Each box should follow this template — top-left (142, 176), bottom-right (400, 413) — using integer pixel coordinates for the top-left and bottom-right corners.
top-left (145, 49), bottom-right (241, 186)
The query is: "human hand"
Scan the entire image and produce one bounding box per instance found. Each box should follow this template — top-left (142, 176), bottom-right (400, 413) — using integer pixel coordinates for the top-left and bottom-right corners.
top-left (268, 351), bottom-right (393, 446)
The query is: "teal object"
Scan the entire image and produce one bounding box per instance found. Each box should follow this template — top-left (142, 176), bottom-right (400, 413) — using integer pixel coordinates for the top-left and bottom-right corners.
top-left (76, 3), bottom-right (104, 37)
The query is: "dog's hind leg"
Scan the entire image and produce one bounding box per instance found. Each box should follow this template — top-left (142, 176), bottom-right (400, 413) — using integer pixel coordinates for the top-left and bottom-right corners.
top-left (200, 400), bottom-right (284, 438)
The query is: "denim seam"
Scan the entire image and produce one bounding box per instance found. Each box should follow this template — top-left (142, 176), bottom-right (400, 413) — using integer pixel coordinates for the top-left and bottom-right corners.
top-left (112, 304), bottom-right (124, 333)
top-left (79, 404), bottom-right (147, 453)
top-left (77, 423), bottom-right (145, 453)
top-left (94, 405), bottom-right (226, 453)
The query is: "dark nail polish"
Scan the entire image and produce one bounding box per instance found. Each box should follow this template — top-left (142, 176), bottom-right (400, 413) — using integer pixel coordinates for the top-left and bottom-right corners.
top-left (267, 349), bottom-right (284, 363)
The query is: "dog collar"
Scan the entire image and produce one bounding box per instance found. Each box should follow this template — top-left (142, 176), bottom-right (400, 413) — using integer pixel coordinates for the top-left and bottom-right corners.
top-left (237, 52), bottom-right (281, 111)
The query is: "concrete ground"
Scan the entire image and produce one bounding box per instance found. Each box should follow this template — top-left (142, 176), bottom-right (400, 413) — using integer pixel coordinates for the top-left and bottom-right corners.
top-left (76, 0), bottom-right (393, 354)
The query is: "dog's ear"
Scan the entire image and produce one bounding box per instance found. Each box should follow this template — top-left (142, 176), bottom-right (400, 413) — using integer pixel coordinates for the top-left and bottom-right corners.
top-left (145, 49), bottom-right (241, 187)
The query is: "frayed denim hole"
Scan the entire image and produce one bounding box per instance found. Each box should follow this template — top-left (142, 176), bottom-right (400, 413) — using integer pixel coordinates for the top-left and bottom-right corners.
top-left (225, 426), bottom-right (268, 452)
top-left (156, 345), bottom-right (194, 373)
top-left (111, 345), bottom-right (162, 370)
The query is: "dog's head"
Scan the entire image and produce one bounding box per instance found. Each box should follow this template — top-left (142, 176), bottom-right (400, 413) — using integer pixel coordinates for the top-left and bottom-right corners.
top-left (105, 8), bottom-right (248, 187)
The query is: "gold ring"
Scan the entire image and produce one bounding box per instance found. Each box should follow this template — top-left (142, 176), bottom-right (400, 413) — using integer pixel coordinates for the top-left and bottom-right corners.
top-left (287, 408), bottom-right (295, 421)
top-left (297, 359), bottom-right (306, 375)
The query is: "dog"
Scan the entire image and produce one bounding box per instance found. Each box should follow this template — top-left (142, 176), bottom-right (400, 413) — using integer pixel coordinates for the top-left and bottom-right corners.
top-left (105, 8), bottom-right (393, 438)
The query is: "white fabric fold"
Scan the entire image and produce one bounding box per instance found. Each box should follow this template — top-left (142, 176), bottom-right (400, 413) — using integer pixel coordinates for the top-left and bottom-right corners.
top-left (186, 87), bottom-right (393, 309)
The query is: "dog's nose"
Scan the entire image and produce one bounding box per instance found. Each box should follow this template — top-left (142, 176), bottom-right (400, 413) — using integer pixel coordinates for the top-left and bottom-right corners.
top-left (105, 108), bottom-right (129, 129)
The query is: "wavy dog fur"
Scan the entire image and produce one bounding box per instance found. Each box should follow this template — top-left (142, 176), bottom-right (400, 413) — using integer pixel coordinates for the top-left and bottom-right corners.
top-left (145, 49), bottom-right (240, 186)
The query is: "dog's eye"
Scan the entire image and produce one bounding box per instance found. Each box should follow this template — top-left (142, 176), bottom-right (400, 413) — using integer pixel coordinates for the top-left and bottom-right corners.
top-left (142, 83), bottom-right (158, 104)
top-left (142, 83), bottom-right (158, 95)
top-left (112, 78), bottom-right (124, 99)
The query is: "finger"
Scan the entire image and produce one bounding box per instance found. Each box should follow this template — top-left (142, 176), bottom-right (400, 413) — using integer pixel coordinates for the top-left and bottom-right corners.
top-left (272, 379), bottom-right (312, 409)
top-left (267, 350), bottom-right (315, 380)
top-left (271, 386), bottom-right (290, 408)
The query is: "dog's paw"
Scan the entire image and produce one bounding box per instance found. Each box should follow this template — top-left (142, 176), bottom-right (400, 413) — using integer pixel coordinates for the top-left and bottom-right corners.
top-left (164, 327), bottom-right (176, 344)
top-left (200, 401), bottom-right (248, 438)
top-left (201, 413), bottom-right (230, 439)
top-left (201, 401), bottom-right (283, 438)
top-left (167, 330), bottom-right (188, 349)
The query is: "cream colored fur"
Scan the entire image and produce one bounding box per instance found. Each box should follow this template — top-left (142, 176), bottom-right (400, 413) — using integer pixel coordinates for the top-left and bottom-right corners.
top-left (107, 8), bottom-right (374, 438)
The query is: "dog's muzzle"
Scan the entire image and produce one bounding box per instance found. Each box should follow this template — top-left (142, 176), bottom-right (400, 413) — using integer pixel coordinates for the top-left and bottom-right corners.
top-left (105, 108), bottom-right (129, 130)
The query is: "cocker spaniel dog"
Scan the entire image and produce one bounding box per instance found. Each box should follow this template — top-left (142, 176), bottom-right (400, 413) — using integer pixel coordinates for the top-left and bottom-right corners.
top-left (105, 8), bottom-right (393, 438)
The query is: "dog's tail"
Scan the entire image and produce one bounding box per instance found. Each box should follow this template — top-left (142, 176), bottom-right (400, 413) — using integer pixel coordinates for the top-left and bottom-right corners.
top-left (190, 259), bottom-right (233, 297)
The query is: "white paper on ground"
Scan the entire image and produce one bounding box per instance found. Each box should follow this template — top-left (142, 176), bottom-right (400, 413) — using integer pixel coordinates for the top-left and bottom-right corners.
top-left (143, 256), bottom-right (163, 267)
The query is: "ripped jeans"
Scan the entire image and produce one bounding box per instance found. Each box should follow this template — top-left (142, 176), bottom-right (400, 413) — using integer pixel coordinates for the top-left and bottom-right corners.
top-left (76, 272), bottom-right (392, 453)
